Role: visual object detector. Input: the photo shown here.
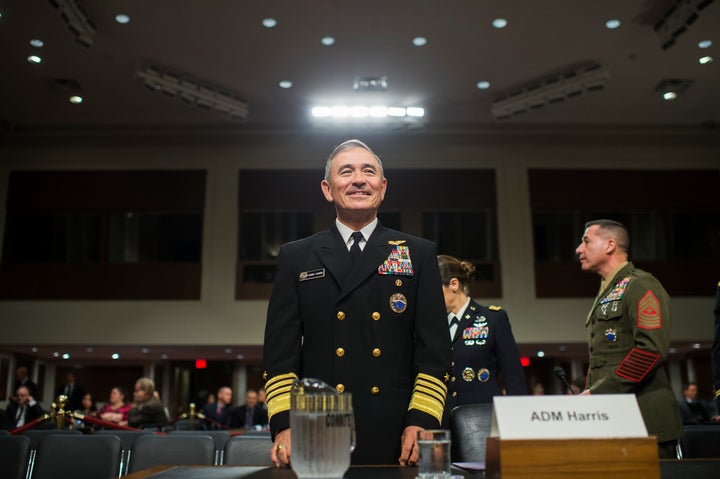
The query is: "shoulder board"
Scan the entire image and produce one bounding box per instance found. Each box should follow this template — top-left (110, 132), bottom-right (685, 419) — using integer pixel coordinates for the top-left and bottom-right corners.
top-left (489, 305), bottom-right (502, 311)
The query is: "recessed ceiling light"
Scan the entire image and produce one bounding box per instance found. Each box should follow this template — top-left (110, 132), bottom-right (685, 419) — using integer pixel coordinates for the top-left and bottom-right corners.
top-left (699, 56), bottom-right (713, 64)
top-left (278, 80), bottom-right (293, 89)
top-left (605, 19), bottom-right (621, 29)
top-left (476, 81), bottom-right (490, 90)
top-left (62, 353), bottom-right (70, 360)
top-left (161, 353), bottom-right (168, 359)
top-left (262, 18), bottom-right (277, 28)
top-left (53, 352), bottom-right (60, 357)
top-left (27, 55), bottom-right (42, 64)
top-left (321, 36), bottom-right (335, 46)
top-left (224, 348), bottom-right (232, 354)
top-left (236, 354), bottom-right (245, 360)
top-left (406, 107), bottom-right (425, 117)
top-left (663, 91), bottom-right (677, 100)
top-left (86, 347), bottom-right (94, 352)
top-left (30, 39), bottom-right (44, 48)
top-left (691, 343), bottom-right (701, 349)
top-left (141, 347), bottom-right (150, 353)
top-left (32, 347), bottom-right (38, 352)
top-left (387, 107), bottom-right (406, 117)
top-left (412, 36), bottom-right (427, 47)
top-left (698, 40), bottom-right (712, 49)
top-left (492, 18), bottom-right (508, 29)
top-left (69, 95), bottom-right (83, 104)
top-left (668, 347), bottom-right (677, 354)
top-left (111, 353), bottom-right (120, 360)
top-left (536, 350), bottom-right (545, 358)
top-left (115, 14), bottom-right (130, 24)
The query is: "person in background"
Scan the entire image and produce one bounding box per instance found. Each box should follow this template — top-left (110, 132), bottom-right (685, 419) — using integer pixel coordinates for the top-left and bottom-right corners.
top-left (532, 382), bottom-right (546, 395)
top-left (257, 387), bottom-right (268, 411)
top-left (97, 386), bottom-right (132, 425)
top-left (230, 389), bottom-right (268, 429)
top-left (125, 377), bottom-right (168, 428)
top-left (438, 255), bottom-right (526, 422)
top-left (575, 219), bottom-right (683, 458)
top-left (76, 392), bottom-right (97, 417)
top-left (57, 371), bottom-right (85, 411)
top-left (263, 139), bottom-right (450, 466)
top-left (202, 386), bottom-right (234, 429)
top-left (2, 385), bottom-right (44, 430)
top-left (14, 366), bottom-right (38, 400)
top-left (678, 382), bottom-right (718, 425)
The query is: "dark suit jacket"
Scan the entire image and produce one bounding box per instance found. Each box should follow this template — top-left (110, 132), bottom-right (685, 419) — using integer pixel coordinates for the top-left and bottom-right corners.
top-left (229, 405), bottom-right (268, 428)
top-left (445, 299), bottom-right (526, 419)
top-left (713, 282), bottom-right (720, 414)
top-left (3, 401), bottom-right (45, 430)
top-left (201, 402), bottom-right (234, 429)
top-left (264, 223), bottom-right (451, 464)
top-left (57, 382), bottom-right (85, 412)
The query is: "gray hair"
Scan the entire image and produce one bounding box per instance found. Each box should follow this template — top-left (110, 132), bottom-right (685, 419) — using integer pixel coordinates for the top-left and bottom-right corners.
top-left (324, 139), bottom-right (384, 182)
top-left (585, 219), bottom-right (630, 253)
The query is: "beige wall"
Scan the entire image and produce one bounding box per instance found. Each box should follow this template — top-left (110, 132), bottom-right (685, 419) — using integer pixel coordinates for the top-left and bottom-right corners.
top-left (0, 131), bottom-right (718, 347)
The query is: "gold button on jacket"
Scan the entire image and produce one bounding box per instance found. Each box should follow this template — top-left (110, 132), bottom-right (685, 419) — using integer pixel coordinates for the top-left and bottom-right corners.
top-left (371, 387), bottom-right (380, 395)
top-left (337, 311), bottom-right (346, 320)
top-left (372, 348), bottom-right (381, 357)
top-left (336, 384), bottom-right (345, 393)
top-left (371, 312), bottom-right (381, 321)
top-left (336, 348), bottom-right (345, 357)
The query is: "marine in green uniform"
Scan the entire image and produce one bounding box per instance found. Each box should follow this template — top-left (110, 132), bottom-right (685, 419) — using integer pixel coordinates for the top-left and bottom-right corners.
top-left (576, 219), bottom-right (683, 459)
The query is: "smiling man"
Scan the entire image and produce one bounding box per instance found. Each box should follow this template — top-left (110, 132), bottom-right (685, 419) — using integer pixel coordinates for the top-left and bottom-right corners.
top-left (575, 219), bottom-right (682, 458)
top-left (263, 139), bottom-right (450, 466)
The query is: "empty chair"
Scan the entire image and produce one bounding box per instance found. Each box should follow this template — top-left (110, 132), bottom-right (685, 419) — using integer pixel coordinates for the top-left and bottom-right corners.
top-left (32, 434), bottom-right (121, 479)
top-left (95, 429), bottom-right (153, 476)
top-left (223, 435), bottom-right (274, 466)
top-left (0, 435), bottom-right (30, 479)
top-left (449, 403), bottom-right (494, 463)
top-left (0, 429), bottom-right (10, 435)
top-left (169, 429), bottom-right (230, 464)
top-left (20, 429), bottom-right (83, 451)
top-left (127, 434), bottom-right (215, 473)
top-left (679, 425), bottom-right (720, 458)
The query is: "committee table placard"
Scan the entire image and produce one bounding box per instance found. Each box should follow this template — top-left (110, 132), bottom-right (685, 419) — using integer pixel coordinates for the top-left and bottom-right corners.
top-left (491, 394), bottom-right (648, 439)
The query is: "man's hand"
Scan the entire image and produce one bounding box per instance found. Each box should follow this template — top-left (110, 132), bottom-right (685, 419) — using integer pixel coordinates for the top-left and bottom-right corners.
top-left (271, 428), bottom-right (292, 467)
top-left (398, 425), bottom-right (424, 466)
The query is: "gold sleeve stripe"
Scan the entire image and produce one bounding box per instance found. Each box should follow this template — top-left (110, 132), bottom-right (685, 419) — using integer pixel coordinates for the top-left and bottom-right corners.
top-left (265, 372), bottom-right (298, 420)
top-left (408, 373), bottom-right (447, 423)
top-left (416, 373), bottom-right (448, 398)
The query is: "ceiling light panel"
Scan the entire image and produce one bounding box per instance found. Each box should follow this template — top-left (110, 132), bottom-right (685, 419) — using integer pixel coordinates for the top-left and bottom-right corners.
top-left (137, 63), bottom-right (249, 120)
top-left (48, 0), bottom-right (97, 48)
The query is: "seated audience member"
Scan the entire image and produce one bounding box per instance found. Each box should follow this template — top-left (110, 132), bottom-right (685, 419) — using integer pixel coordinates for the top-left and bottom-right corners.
top-left (56, 371), bottom-right (85, 411)
top-left (230, 389), bottom-right (268, 429)
top-left (532, 382), bottom-right (546, 395)
top-left (678, 382), bottom-right (717, 425)
top-left (202, 386), bottom-right (233, 429)
top-left (257, 387), bottom-right (268, 411)
top-left (75, 392), bottom-right (98, 417)
top-left (125, 377), bottom-right (168, 428)
top-left (98, 386), bottom-right (133, 424)
top-left (3, 386), bottom-right (45, 430)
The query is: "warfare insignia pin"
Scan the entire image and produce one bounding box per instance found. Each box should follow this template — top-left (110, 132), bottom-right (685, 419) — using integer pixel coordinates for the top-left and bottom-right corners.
top-left (390, 293), bottom-right (408, 313)
top-left (604, 328), bottom-right (618, 342)
top-left (388, 240), bottom-right (407, 246)
top-left (477, 368), bottom-right (490, 382)
top-left (462, 367), bottom-right (475, 382)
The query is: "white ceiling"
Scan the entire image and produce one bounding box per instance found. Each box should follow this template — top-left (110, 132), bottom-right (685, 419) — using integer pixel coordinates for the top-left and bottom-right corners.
top-left (0, 0), bottom-right (718, 136)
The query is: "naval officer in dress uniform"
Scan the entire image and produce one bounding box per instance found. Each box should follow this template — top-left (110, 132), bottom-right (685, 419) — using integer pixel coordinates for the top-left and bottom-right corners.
top-left (438, 255), bottom-right (526, 422)
top-left (576, 219), bottom-right (683, 458)
top-left (263, 139), bottom-right (450, 466)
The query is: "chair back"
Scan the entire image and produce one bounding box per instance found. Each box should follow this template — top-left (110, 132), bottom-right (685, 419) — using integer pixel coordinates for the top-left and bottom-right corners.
top-left (169, 429), bottom-right (230, 464)
top-left (127, 434), bottom-right (215, 473)
top-left (20, 429), bottom-right (83, 450)
top-left (679, 425), bottom-right (720, 458)
top-left (223, 435), bottom-right (274, 466)
top-left (95, 429), bottom-right (154, 476)
top-left (449, 403), bottom-right (494, 463)
top-left (32, 434), bottom-right (121, 479)
top-left (0, 435), bottom-right (30, 479)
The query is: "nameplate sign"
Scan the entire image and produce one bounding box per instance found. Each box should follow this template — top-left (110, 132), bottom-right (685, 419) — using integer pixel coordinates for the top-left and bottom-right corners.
top-left (490, 394), bottom-right (648, 439)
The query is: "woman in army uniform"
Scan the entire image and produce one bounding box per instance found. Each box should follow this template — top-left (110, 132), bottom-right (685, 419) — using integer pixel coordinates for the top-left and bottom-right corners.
top-left (438, 255), bottom-right (526, 421)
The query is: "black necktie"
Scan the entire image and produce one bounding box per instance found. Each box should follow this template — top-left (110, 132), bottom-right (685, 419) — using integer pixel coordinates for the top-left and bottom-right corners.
top-left (350, 232), bottom-right (363, 264)
top-left (450, 315), bottom-right (460, 339)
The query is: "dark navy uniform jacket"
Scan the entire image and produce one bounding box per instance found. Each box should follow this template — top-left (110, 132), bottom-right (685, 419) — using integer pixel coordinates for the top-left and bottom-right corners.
top-left (713, 281), bottom-right (720, 413)
top-left (263, 223), bottom-right (450, 465)
top-left (445, 299), bottom-right (526, 420)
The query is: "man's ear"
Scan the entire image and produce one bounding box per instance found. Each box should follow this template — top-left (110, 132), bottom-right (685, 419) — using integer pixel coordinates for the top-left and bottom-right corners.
top-left (321, 179), bottom-right (333, 203)
top-left (605, 238), bottom-right (617, 255)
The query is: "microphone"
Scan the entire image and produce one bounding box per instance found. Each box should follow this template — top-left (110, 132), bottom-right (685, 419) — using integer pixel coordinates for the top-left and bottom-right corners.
top-left (553, 366), bottom-right (575, 395)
